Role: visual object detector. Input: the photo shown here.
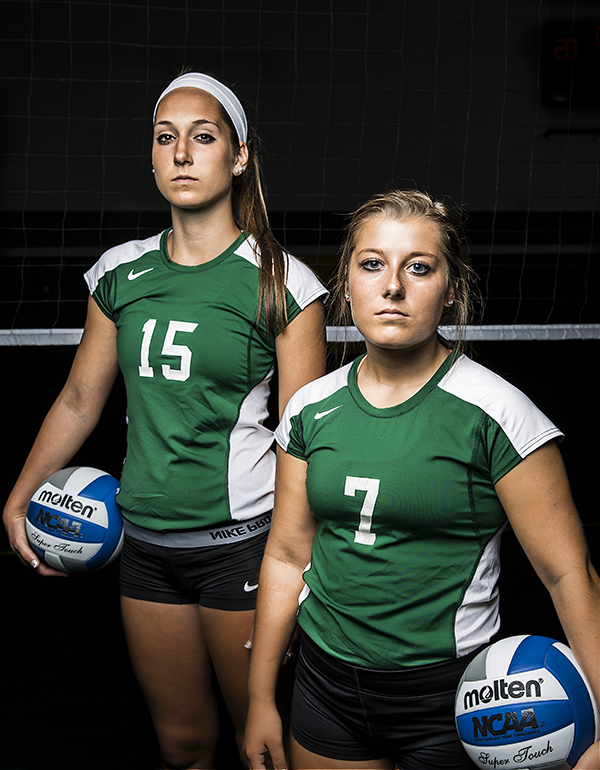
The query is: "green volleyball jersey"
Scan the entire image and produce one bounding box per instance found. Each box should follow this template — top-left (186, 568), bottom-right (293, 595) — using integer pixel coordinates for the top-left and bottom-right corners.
top-left (85, 230), bottom-right (326, 531)
top-left (275, 353), bottom-right (563, 669)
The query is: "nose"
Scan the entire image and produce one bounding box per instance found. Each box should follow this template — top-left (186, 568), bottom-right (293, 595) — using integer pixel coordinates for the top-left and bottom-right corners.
top-left (174, 137), bottom-right (192, 165)
top-left (384, 269), bottom-right (405, 298)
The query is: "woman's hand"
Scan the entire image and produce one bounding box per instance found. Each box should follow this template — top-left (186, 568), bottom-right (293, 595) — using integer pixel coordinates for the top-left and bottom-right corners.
top-left (3, 503), bottom-right (68, 577)
top-left (573, 740), bottom-right (599, 769)
top-left (244, 699), bottom-right (288, 770)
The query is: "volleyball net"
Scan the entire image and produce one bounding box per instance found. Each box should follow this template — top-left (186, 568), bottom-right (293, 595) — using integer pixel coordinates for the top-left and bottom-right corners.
top-left (1, 1), bottom-right (598, 344)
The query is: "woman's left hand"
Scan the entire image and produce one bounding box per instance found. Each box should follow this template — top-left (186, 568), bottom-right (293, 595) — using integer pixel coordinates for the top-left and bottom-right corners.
top-left (573, 740), bottom-right (599, 769)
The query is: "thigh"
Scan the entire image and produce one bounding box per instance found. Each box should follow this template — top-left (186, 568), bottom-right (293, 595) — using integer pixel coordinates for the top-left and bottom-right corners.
top-left (121, 597), bottom-right (219, 750)
top-left (290, 737), bottom-right (395, 770)
top-left (397, 739), bottom-right (474, 770)
top-left (199, 606), bottom-right (255, 734)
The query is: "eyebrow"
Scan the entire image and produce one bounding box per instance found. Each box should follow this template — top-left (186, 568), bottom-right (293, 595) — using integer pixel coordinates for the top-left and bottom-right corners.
top-left (154, 118), bottom-right (220, 129)
top-left (355, 248), bottom-right (441, 260)
top-left (356, 247), bottom-right (385, 257)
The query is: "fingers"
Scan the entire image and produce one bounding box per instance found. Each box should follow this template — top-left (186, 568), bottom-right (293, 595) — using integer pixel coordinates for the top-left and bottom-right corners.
top-left (244, 704), bottom-right (288, 770)
top-left (245, 747), bottom-right (288, 770)
top-left (573, 741), bottom-right (600, 769)
top-left (11, 529), bottom-right (68, 577)
top-left (267, 750), bottom-right (288, 770)
top-left (4, 508), bottom-right (68, 577)
top-left (30, 559), bottom-right (70, 578)
top-left (10, 528), bottom-right (39, 569)
top-left (14, 546), bottom-right (69, 577)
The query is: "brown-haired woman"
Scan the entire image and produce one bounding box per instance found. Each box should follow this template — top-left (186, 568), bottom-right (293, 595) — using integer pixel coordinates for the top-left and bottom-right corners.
top-left (3, 72), bottom-right (327, 769)
top-left (244, 189), bottom-right (598, 770)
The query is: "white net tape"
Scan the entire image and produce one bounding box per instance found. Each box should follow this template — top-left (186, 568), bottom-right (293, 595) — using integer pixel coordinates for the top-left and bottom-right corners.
top-left (2, 324), bottom-right (599, 347)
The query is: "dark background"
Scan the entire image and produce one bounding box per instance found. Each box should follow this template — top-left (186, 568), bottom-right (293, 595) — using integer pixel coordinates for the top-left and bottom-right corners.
top-left (1, 1), bottom-right (598, 768)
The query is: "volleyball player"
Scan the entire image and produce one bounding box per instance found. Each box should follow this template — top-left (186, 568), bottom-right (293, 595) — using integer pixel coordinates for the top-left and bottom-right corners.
top-left (3, 72), bottom-right (327, 769)
top-left (244, 190), bottom-right (599, 770)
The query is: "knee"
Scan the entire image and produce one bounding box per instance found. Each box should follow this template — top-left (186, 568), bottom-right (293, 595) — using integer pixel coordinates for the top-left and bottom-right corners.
top-left (160, 748), bottom-right (216, 770)
top-left (159, 730), bottom-right (218, 770)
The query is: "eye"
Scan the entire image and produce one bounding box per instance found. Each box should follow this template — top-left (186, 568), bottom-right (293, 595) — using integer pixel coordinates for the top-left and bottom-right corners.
top-left (359, 258), bottom-right (383, 271)
top-left (194, 133), bottom-right (216, 144)
top-left (155, 132), bottom-right (175, 145)
top-left (407, 261), bottom-right (431, 276)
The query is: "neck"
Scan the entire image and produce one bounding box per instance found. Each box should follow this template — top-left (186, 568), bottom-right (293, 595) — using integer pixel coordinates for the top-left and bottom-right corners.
top-left (358, 338), bottom-right (451, 408)
top-left (168, 199), bottom-right (241, 266)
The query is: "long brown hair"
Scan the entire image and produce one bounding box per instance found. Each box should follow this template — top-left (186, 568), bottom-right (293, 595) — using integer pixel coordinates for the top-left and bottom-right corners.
top-left (227, 119), bottom-right (288, 336)
top-left (329, 189), bottom-right (479, 359)
top-left (192, 86), bottom-right (286, 338)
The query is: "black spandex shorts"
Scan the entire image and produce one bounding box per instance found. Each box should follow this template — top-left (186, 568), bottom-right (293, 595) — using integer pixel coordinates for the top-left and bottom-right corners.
top-left (119, 529), bottom-right (268, 610)
top-left (291, 632), bottom-right (477, 770)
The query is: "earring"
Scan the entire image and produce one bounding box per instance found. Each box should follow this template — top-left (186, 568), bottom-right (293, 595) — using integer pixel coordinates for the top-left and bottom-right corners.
top-left (234, 166), bottom-right (246, 176)
top-left (446, 300), bottom-right (454, 306)
top-left (345, 293), bottom-right (350, 301)
top-left (151, 168), bottom-right (155, 174)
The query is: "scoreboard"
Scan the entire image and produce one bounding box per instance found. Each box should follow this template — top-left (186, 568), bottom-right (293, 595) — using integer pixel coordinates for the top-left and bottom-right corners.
top-left (542, 22), bottom-right (600, 109)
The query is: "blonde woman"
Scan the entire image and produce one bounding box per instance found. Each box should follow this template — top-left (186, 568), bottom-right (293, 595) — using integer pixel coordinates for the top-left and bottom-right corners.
top-left (245, 190), bottom-right (599, 770)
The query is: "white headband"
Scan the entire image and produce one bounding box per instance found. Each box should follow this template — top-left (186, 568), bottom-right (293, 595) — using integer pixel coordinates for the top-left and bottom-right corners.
top-left (153, 73), bottom-right (248, 144)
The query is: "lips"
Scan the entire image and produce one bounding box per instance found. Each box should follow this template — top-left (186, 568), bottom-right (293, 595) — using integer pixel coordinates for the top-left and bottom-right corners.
top-left (377, 309), bottom-right (407, 317)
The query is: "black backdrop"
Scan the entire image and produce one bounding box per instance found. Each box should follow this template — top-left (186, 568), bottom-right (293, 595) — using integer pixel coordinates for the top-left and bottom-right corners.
top-left (1, 1), bottom-right (598, 768)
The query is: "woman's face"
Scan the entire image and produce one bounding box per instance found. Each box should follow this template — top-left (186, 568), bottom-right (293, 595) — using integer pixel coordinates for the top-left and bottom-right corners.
top-left (152, 87), bottom-right (247, 212)
top-left (346, 215), bottom-right (455, 354)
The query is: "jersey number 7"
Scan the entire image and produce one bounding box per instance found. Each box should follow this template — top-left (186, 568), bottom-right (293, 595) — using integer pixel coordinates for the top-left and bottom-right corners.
top-left (345, 476), bottom-right (380, 546)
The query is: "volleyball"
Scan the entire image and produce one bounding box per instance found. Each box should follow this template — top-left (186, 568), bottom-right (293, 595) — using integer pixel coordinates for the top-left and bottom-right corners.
top-left (455, 635), bottom-right (598, 769)
top-left (26, 466), bottom-right (124, 573)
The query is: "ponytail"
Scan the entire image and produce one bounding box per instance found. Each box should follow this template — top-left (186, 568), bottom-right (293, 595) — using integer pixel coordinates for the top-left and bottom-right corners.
top-left (231, 125), bottom-right (288, 337)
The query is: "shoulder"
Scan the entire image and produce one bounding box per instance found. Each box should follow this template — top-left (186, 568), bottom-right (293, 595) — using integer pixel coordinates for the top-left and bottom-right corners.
top-left (84, 232), bottom-right (164, 293)
top-left (438, 355), bottom-right (538, 412)
top-left (438, 355), bottom-right (563, 457)
top-left (275, 363), bottom-right (353, 449)
top-left (285, 253), bottom-right (328, 305)
top-left (235, 235), bottom-right (328, 308)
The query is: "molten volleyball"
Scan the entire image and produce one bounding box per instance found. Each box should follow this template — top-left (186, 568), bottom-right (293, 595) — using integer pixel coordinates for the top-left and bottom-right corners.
top-left (455, 635), bottom-right (598, 769)
top-left (26, 466), bottom-right (123, 573)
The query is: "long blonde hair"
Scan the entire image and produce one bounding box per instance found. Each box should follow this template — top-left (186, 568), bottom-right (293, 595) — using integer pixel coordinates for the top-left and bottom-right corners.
top-left (329, 189), bottom-right (479, 358)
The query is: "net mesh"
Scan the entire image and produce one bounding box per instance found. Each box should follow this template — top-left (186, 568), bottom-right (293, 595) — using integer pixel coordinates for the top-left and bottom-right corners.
top-left (1, 0), bottom-right (598, 340)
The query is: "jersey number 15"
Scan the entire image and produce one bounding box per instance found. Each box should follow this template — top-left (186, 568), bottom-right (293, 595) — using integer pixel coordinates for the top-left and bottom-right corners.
top-left (138, 319), bottom-right (199, 381)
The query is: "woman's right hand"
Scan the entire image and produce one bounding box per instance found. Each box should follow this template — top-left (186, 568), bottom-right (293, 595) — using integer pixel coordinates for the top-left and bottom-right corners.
top-left (3, 297), bottom-right (120, 579)
top-left (3, 502), bottom-right (68, 577)
top-left (244, 699), bottom-right (288, 770)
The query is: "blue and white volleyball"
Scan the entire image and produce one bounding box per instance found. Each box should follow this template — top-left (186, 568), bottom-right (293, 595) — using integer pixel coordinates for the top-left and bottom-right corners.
top-left (26, 466), bottom-right (123, 573)
top-left (455, 635), bottom-right (598, 769)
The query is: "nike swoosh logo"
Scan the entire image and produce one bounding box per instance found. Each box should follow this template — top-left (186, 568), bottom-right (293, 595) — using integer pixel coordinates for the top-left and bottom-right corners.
top-left (244, 581), bottom-right (259, 592)
top-left (314, 406), bottom-right (342, 420)
top-left (127, 267), bottom-right (154, 281)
